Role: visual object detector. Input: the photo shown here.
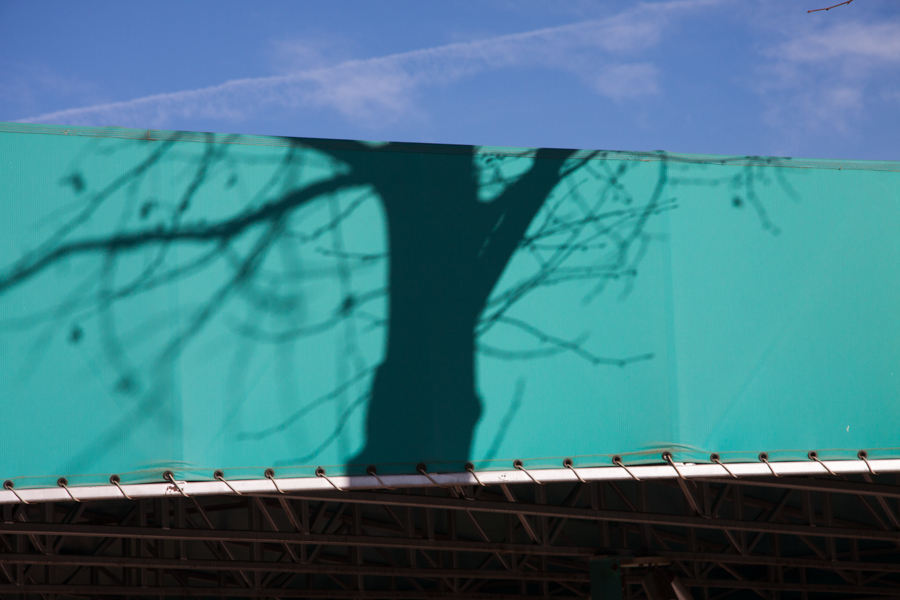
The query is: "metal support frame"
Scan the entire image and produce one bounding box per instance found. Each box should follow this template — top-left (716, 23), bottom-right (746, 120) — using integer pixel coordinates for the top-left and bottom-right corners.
top-left (2, 468), bottom-right (900, 598)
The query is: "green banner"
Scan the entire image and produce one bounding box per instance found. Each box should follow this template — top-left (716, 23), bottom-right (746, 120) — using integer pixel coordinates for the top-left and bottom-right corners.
top-left (1, 123), bottom-right (898, 489)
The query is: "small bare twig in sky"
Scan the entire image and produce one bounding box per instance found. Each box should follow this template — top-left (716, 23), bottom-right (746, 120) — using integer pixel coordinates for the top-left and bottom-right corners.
top-left (808, 0), bottom-right (853, 13)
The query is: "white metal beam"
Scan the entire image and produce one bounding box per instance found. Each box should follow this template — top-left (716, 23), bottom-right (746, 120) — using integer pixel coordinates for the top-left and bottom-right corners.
top-left (2, 458), bottom-right (898, 505)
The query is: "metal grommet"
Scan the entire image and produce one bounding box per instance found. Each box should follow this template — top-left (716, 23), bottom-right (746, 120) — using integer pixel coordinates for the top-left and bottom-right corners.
top-left (214, 470), bottom-right (242, 496)
top-left (563, 458), bottom-right (586, 483)
top-left (3, 480), bottom-right (30, 505)
top-left (612, 455), bottom-right (641, 481)
top-left (513, 459), bottom-right (542, 485)
top-left (264, 468), bottom-right (286, 494)
top-left (164, 471), bottom-right (189, 497)
top-left (366, 465), bottom-right (396, 490)
top-left (711, 453), bottom-right (739, 478)
top-left (808, 451), bottom-right (836, 476)
top-left (662, 452), bottom-right (687, 480)
top-left (109, 474), bottom-right (133, 500)
top-left (858, 450), bottom-right (877, 475)
top-left (316, 467), bottom-right (344, 491)
top-left (465, 462), bottom-right (487, 487)
top-left (759, 452), bottom-right (779, 477)
top-left (416, 463), bottom-right (449, 489)
top-left (57, 477), bottom-right (80, 503)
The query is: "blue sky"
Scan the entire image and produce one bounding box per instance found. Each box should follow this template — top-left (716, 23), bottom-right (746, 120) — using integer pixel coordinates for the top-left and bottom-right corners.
top-left (2, 0), bottom-right (899, 160)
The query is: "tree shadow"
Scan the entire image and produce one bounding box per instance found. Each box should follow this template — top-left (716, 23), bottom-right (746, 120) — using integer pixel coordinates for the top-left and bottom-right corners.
top-left (0, 128), bottom-right (792, 483)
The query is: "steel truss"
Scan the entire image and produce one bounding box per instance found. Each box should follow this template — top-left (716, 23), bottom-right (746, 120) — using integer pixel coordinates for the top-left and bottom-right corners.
top-left (3, 472), bottom-right (900, 599)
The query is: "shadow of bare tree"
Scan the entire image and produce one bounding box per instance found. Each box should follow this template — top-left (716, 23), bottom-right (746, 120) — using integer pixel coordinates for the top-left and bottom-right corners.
top-left (0, 128), bottom-right (791, 480)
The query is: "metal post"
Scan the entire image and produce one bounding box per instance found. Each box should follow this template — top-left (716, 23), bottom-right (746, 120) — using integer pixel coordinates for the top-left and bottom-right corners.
top-left (591, 558), bottom-right (623, 600)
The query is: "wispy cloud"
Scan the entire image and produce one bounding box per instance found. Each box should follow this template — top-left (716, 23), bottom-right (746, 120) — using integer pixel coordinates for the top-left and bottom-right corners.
top-left (589, 63), bottom-right (659, 100)
top-left (778, 21), bottom-right (900, 63)
top-left (18, 0), bottom-right (716, 129)
top-left (756, 15), bottom-right (900, 136)
top-left (0, 62), bottom-right (100, 117)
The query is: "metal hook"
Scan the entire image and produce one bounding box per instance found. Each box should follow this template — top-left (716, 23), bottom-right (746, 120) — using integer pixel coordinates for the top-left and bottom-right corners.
top-left (454, 485), bottom-right (475, 501)
top-left (264, 468), bottom-right (286, 494)
top-left (416, 463), bottom-right (450, 489)
top-left (109, 475), bottom-right (133, 500)
top-left (164, 471), bottom-right (189, 497)
top-left (759, 453), bottom-right (780, 477)
top-left (57, 478), bottom-right (80, 503)
top-left (214, 470), bottom-right (242, 496)
top-left (316, 467), bottom-right (344, 491)
top-left (513, 460), bottom-right (542, 485)
top-left (3, 480), bottom-right (30, 505)
top-left (612, 456), bottom-right (641, 481)
top-left (662, 452), bottom-right (687, 480)
top-left (858, 450), bottom-right (877, 475)
top-left (563, 458), bottom-right (586, 483)
top-left (465, 462), bottom-right (487, 487)
top-left (366, 465), bottom-right (396, 490)
top-left (710, 453), bottom-right (739, 478)
top-left (807, 451), bottom-right (836, 476)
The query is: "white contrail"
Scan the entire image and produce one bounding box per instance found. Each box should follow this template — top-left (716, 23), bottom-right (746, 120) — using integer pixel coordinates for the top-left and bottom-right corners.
top-left (19, 0), bottom-right (717, 127)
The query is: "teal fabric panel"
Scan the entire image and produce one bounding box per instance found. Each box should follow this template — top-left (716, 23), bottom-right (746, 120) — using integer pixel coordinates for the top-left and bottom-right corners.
top-left (668, 164), bottom-right (900, 463)
top-left (0, 123), bottom-right (898, 489)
